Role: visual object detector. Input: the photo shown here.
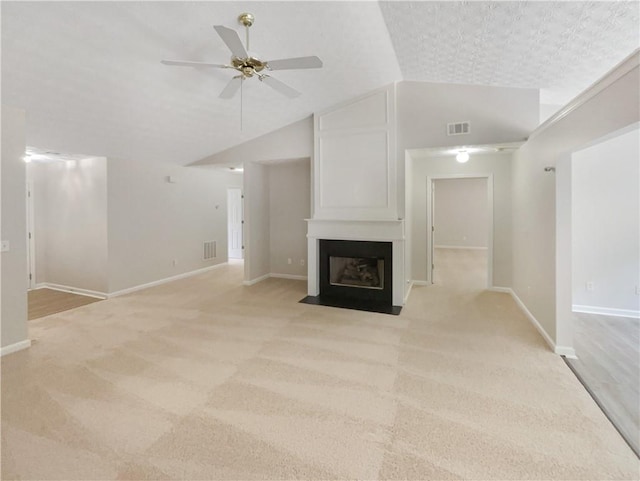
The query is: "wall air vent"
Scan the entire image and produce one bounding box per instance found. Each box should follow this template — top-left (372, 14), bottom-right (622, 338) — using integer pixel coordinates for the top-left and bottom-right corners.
top-left (203, 240), bottom-right (216, 260)
top-left (447, 121), bottom-right (470, 136)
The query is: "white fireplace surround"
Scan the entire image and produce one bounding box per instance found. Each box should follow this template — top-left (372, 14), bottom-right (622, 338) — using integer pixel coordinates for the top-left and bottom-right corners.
top-left (306, 219), bottom-right (405, 306)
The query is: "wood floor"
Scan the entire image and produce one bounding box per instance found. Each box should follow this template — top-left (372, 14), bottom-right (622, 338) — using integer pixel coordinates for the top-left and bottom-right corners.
top-left (28, 288), bottom-right (103, 320)
top-left (567, 312), bottom-right (640, 456)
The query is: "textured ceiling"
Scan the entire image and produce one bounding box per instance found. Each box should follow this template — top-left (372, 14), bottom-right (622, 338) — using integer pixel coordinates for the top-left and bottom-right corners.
top-left (379, 1), bottom-right (639, 106)
top-left (2, 2), bottom-right (639, 166)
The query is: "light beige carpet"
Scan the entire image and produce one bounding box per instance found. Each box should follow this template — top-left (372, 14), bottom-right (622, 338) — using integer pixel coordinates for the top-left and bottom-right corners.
top-left (1, 259), bottom-right (638, 480)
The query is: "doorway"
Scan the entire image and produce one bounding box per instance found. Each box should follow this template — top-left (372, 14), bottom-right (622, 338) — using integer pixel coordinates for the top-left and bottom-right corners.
top-left (427, 175), bottom-right (493, 289)
top-left (227, 188), bottom-right (244, 259)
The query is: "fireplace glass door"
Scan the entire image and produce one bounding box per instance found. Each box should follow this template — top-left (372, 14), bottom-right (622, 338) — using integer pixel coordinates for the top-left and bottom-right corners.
top-left (329, 257), bottom-right (384, 290)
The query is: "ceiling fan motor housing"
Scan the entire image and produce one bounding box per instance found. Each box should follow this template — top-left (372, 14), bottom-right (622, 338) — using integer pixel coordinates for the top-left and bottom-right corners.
top-left (231, 56), bottom-right (266, 77)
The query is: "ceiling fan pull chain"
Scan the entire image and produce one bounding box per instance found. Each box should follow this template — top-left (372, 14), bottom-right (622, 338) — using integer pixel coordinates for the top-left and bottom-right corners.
top-left (240, 76), bottom-right (244, 131)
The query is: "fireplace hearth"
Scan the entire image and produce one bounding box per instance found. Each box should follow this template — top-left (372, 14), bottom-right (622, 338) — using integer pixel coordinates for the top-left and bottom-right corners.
top-left (300, 239), bottom-right (401, 315)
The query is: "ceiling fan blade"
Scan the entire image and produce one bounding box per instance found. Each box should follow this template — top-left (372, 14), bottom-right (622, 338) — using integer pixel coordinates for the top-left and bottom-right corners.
top-left (161, 60), bottom-right (227, 68)
top-left (219, 75), bottom-right (243, 99)
top-left (266, 56), bottom-right (323, 71)
top-left (213, 25), bottom-right (248, 59)
top-left (260, 75), bottom-right (301, 98)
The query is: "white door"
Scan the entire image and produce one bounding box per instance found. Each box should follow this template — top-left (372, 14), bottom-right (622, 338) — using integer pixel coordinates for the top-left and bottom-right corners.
top-left (227, 188), bottom-right (243, 259)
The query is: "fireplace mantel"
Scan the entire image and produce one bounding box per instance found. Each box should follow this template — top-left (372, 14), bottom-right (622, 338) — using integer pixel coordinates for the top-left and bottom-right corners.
top-left (306, 219), bottom-right (404, 242)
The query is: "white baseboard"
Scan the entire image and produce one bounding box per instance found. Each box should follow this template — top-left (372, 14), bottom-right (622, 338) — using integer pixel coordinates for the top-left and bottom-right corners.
top-left (1, 339), bottom-right (31, 357)
top-left (270, 273), bottom-right (307, 281)
top-left (243, 273), bottom-right (271, 286)
top-left (404, 282), bottom-right (413, 303)
top-left (109, 263), bottom-right (228, 297)
top-left (555, 346), bottom-right (578, 359)
top-left (488, 286), bottom-right (511, 293)
top-left (573, 304), bottom-right (640, 319)
top-left (243, 273), bottom-right (306, 286)
top-left (434, 245), bottom-right (488, 250)
top-left (405, 280), bottom-right (431, 302)
top-left (35, 283), bottom-right (107, 299)
top-left (496, 288), bottom-right (576, 358)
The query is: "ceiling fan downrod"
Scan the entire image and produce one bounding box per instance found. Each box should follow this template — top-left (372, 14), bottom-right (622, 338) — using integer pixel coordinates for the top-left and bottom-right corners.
top-left (238, 13), bottom-right (254, 51)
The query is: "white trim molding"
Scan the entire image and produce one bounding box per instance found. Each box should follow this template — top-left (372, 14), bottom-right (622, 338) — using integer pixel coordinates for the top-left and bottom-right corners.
top-left (242, 273), bottom-right (271, 286)
top-left (488, 286), bottom-right (511, 293)
top-left (109, 263), bottom-right (228, 297)
top-left (1, 339), bottom-right (31, 357)
top-left (434, 245), bottom-right (488, 250)
top-left (244, 273), bottom-right (308, 286)
top-left (34, 283), bottom-right (107, 299)
top-left (270, 273), bottom-right (307, 281)
top-left (427, 174), bottom-right (494, 288)
top-left (405, 280), bottom-right (430, 302)
top-left (489, 287), bottom-right (577, 358)
top-left (573, 305), bottom-right (640, 319)
top-left (531, 48), bottom-right (639, 141)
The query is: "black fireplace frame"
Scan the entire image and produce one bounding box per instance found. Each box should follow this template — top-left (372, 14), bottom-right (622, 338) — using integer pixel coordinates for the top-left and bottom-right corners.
top-left (319, 239), bottom-right (393, 304)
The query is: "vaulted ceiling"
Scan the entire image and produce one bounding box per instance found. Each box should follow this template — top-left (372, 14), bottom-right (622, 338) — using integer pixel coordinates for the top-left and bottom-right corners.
top-left (2, 1), bottom-right (638, 166)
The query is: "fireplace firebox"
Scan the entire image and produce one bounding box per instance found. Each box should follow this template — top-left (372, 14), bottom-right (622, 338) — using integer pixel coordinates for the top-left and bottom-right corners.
top-left (300, 239), bottom-right (400, 315)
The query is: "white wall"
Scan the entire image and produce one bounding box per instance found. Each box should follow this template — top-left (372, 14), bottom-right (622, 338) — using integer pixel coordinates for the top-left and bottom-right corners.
top-left (434, 178), bottom-right (488, 248)
top-left (243, 161), bottom-right (270, 283)
top-left (572, 125), bottom-right (640, 315)
top-left (31, 158), bottom-right (108, 293)
top-left (397, 81), bottom-right (539, 217)
top-left (411, 152), bottom-right (512, 287)
top-left (269, 160), bottom-right (310, 278)
top-left (513, 53), bottom-right (639, 344)
top-left (107, 158), bottom-right (241, 292)
top-left (1, 105), bottom-right (29, 350)
top-left (192, 117), bottom-right (313, 167)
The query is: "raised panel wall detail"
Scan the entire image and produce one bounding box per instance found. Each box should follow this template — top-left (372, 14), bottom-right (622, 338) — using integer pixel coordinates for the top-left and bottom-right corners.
top-left (319, 130), bottom-right (389, 208)
top-left (314, 84), bottom-right (397, 220)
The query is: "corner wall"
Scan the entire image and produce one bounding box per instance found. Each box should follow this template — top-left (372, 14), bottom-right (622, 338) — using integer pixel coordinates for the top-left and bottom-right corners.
top-left (244, 159), bottom-right (311, 283)
top-left (1, 106), bottom-right (29, 352)
top-left (269, 160), bottom-right (311, 278)
top-left (243, 161), bottom-right (271, 283)
top-left (513, 52), bottom-right (640, 344)
top-left (572, 125), bottom-right (639, 316)
top-left (107, 158), bottom-right (242, 293)
top-left (31, 158), bottom-right (108, 293)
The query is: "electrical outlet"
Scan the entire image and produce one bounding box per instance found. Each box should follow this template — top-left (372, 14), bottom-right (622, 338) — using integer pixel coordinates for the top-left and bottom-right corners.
top-left (635, 286), bottom-right (640, 296)
top-left (586, 282), bottom-right (594, 291)
top-left (287, 258), bottom-right (292, 265)
top-left (300, 259), bottom-right (305, 266)
top-left (172, 259), bottom-right (178, 267)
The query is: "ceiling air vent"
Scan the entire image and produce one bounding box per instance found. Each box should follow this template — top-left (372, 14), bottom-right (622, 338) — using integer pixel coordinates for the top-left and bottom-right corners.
top-left (203, 240), bottom-right (216, 260)
top-left (447, 121), bottom-right (470, 136)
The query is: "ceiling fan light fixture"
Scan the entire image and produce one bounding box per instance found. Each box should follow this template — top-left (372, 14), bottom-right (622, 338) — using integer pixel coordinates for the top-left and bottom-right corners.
top-left (456, 150), bottom-right (470, 163)
top-left (161, 13), bottom-right (322, 101)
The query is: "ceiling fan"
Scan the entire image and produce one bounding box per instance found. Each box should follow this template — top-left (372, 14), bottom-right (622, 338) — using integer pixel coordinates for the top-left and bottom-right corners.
top-left (161, 13), bottom-right (323, 99)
